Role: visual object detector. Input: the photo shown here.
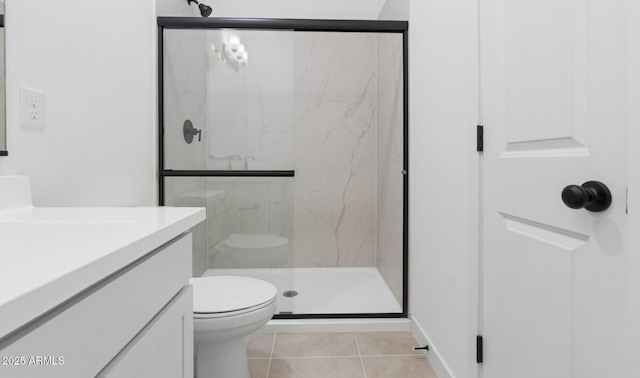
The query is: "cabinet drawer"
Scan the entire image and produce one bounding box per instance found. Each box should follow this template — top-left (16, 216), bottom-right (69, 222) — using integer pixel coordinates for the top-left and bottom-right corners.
top-left (98, 286), bottom-right (193, 378)
top-left (0, 233), bottom-right (192, 378)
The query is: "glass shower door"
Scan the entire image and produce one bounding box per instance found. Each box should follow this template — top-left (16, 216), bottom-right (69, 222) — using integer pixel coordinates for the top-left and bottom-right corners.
top-left (159, 18), bottom-right (408, 317)
top-left (162, 27), bottom-right (297, 315)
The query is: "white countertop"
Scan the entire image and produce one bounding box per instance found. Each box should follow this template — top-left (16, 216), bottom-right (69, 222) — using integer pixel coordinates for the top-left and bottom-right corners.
top-left (0, 205), bottom-right (206, 340)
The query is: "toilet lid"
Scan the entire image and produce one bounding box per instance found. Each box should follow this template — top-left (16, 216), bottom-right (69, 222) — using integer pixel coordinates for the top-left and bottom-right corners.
top-left (190, 276), bottom-right (278, 314)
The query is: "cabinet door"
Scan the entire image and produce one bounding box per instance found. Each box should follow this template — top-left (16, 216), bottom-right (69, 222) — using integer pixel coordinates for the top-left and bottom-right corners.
top-left (98, 286), bottom-right (193, 378)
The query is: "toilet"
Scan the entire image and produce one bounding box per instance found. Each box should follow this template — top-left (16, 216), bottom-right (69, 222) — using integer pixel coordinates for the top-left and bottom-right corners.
top-left (215, 234), bottom-right (290, 268)
top-left (190, 276), bottom-right (277, 378)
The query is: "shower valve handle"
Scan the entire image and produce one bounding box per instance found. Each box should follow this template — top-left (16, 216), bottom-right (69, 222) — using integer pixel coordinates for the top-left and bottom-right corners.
top-left (183, 120), bottom-right (202, 144)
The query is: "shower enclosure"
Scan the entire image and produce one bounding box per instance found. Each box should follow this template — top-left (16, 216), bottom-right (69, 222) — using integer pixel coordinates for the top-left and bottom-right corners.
top-left (158, 17), bottom-right (408, 318)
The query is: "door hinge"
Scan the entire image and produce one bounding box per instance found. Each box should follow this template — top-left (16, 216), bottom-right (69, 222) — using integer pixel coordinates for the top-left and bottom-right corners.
top-left (477, 125), bottom-right (484, 152)
top-left (476, 335), bottom-right (483, 364)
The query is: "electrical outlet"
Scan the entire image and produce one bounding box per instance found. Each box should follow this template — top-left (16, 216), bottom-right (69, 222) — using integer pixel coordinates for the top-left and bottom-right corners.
top-left (21, 87), bottom-right (46, 128)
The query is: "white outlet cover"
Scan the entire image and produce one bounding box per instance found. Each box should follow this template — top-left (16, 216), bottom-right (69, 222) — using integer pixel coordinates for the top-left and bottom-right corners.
top-left (20, 87), bottom-right (46, 128)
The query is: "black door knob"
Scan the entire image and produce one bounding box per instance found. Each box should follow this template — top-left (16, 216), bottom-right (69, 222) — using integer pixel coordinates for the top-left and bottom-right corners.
top-left (561, 181), bottom-right (612, 212)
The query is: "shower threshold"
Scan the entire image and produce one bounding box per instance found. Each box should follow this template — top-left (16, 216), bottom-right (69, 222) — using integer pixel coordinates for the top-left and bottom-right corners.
top-left (202, 267), bottom-right (402, 315)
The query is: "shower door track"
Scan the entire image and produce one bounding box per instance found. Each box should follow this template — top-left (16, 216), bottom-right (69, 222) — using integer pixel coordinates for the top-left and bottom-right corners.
top-left (157, 17), bottom-right (409, 320)
top-left (157, 17), bottom-right (407, 33)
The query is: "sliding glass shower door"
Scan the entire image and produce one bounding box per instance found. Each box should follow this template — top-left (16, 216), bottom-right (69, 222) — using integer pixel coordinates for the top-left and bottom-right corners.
top-left (159, 18), bottom-right (408, 318)
top-left (162, 27), bottom-right (297, 314)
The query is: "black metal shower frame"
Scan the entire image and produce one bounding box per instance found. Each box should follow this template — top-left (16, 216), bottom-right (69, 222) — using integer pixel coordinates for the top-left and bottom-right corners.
top-left (157, 17), bottom-right (409, 319)
top-left (0, 15), bottom-right (6, 157)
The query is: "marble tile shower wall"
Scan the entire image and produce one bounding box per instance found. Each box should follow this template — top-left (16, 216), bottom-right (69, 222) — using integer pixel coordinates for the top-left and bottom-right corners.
top-left (203, 32), bottom-right (381, 270)
top-left (164, 29), bottom-right (403, 279)
top-left (292, 32), bottom-right (377, 268)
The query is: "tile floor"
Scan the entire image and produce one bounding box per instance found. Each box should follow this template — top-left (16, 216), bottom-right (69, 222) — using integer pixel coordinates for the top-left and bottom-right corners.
top-left (246, 331), bottom-right (438, 378)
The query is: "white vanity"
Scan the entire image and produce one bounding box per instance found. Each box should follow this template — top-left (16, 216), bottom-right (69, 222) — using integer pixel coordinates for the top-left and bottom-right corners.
top-left (0, 176), bottom-right (205, 377)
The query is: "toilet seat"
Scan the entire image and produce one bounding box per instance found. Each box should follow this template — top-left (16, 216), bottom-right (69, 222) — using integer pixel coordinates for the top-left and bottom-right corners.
top-left (193, 299), bottom-right (276, 319)
top-left (190, 276), bottom-right (277, 318)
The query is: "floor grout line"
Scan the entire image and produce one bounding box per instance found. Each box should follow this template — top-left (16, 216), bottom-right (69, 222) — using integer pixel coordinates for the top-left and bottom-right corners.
top-left (266, 333), bottom-right (276, 378)
top-left (360, 354), bottom-right (427, 358)
top-left (353, 334), bottom-right (368, 378)
top-left (268, 355), bottom-right (363, 359)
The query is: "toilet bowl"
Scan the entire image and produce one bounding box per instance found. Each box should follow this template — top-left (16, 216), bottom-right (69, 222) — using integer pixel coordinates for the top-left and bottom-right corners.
top-left (190, 275), bottom-right (277, 378)
top-left (216, 234), bottom-right (290, 268)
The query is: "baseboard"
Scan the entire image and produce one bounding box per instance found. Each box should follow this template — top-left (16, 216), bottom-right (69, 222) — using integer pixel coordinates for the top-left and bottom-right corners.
top-left (410, 314), bottom-right (455, 378)
top-left (260, 318), bottom-right (411, 333)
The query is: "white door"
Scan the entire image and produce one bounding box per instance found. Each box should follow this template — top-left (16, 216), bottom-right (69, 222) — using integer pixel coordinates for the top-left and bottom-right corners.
top-left (481, 1), bottom-right (630, 377)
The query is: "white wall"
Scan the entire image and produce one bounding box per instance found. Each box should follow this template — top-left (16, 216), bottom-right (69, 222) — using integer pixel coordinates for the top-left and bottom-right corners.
top-left (409, 0), bottom-right (479, 377)
top-left (378, 0), bottom-right (408, 20)
top-left (0, 0), bottom-right (158, 206)
top-left (157, 0), bottom-right (193, 17)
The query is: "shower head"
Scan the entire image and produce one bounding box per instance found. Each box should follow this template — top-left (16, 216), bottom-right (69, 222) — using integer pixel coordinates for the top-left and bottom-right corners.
top-left (187, 0), bottom-right (212, 17)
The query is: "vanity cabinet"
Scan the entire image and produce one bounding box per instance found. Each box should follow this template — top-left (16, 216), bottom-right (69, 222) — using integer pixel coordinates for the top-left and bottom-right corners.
top-left (0, 233), bottom-right (194, 378)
